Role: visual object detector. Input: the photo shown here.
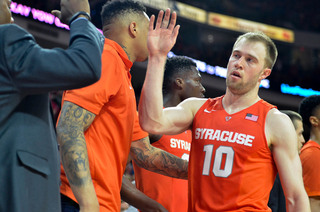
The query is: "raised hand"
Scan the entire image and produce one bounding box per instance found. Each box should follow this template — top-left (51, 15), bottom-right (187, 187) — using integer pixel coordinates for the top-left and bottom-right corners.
top-left (147, 9), bottom-right (180, 57)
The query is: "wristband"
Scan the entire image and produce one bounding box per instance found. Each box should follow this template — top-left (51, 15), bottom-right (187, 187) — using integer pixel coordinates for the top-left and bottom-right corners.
top-left (68, 11), bottom-right (91, 26)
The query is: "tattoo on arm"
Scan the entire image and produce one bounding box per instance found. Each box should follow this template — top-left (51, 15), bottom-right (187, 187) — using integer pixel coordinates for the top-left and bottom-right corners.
top-left (130, 137), bottom-right (188, 179)
top-left (56, 101), bottom-right (96, 186)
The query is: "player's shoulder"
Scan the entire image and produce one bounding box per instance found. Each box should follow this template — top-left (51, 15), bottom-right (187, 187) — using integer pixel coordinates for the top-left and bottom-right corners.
top-left (178, 97), bottom-right (208, 117)
top-left (180, 97), bottom-right (207, 108)
top-left (183, 97), bottom-right (208, 103)
top-left (266, 108), bottom-right (293, 129)
top-left (266, 108), bottom-right (295, 144)
top-left (267, 108), bottom-right (290, 121)
top-left (102, 44), bottom-right (118, 59)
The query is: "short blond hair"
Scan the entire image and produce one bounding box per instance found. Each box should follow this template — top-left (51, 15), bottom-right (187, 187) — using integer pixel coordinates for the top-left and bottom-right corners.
top-left (233, 32), bottom-right (278, 69)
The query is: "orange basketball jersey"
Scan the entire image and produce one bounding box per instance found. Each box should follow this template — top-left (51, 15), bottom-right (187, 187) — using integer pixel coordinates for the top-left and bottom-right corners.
top-left (300, 140), bottom-right (320, 197)
top-left (189, 96), bottom-right (277, 211)
top-left (133, 130), bottom-right (191, 212)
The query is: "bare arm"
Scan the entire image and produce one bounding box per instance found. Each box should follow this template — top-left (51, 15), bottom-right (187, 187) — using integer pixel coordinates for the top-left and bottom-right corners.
top-left (56, 101), bottom-right (99, 212)
top-left (266, 109), bottom-right (310, 212)
top-left (130, 136), bottom-right (188, 179)
top-left (121, 175), bottom-right (168, 212)
top-left (139, 9), bottom-right (204, 135)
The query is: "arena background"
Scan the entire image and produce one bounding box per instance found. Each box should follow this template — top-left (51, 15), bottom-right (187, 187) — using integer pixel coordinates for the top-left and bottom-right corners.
top-left (10, 0), bottom-right (320, 111)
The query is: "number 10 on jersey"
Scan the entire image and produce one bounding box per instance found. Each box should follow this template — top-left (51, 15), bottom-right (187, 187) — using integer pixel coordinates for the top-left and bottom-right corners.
top-left (202, 145), bottom-right (235, 178)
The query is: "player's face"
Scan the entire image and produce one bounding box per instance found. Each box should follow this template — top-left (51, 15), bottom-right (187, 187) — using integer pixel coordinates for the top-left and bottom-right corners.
top-left (226, 38), bottom-right (270, 94)
top-left (135, 12), bottom-right (150, 62)
top-left (182, 67), bottom-right (205, 99)
top-left (294, 119), bottom-right (305, 152)
top-left (0, 0), bottom-right (13, 25)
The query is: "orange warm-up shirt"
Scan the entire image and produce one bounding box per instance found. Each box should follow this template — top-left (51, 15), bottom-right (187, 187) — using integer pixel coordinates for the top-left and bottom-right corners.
top-left (133, 130), bottom-right (191, 212)
top-left (59, 38), bottom-right (147, 212)
top-left (300, 140), bottom-right (320, 197)
top-left (189, 96), bottom-right (277, 212)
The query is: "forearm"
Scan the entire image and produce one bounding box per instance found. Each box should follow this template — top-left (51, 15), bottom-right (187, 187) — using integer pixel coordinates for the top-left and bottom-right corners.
top-left (121, 176), bottom-right (167, 211)
top-left (57, 126), bottom-right (98, 209)
top-left (4, 23), bottom-right (102, 94)
top-left (138, 55), bottom-right (167, 134)
top-left (68, 18), bottom-right (104, 80)
top-left (130, 140), bottom-right (188, 179)
top-left (286, 194), bottom-right (311, 212)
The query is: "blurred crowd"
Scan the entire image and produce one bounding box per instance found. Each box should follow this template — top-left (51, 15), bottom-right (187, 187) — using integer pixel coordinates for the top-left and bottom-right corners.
top-left (181, 0), bottom-right (320, 33)
top-left (15, 0), bottom-right (320, 91)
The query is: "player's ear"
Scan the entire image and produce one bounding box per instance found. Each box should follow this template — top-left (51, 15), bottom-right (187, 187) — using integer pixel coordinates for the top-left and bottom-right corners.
top-left (310, 116), bottom-right (319, 127)
top-left (259, 68), bottom-right (271, 81)
top-left (129, 22), bottom-right (137, 38)
top-left (175, 78), bottom-right (184, 89)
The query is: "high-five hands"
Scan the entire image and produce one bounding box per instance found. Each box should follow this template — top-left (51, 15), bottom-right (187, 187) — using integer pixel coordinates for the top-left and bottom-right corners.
top-left (148, 9), bottom-right (180, 57)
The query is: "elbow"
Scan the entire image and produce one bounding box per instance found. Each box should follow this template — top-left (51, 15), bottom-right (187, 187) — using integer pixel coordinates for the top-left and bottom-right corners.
top-left (139, 121), bottom-right (150, 133)
top-left (140, 122), bottom-right (162, 135)
top-left (138, 114), bottom-right (148, 132)
top-left (139, 118), bottom-right (157, 134)
top-left (84, 62), bottom-right (101, 85)
top-left (80, 50), bottom-right (102, 85)
top-left (138, 109), bottom-right (164, 134)
top-left (91, 60), bottom-right (102, 82)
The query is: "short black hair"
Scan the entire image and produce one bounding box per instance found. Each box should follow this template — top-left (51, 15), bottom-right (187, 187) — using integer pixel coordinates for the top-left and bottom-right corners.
top-left (163, 56), bottom-right (197, 94)
top-left (299, 95), bottom-right (320, 128)
top-left (101, 0), bottom-right (146, 26)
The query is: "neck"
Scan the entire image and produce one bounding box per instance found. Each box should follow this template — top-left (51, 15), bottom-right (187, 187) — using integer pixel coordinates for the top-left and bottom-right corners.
top-left (163, 93), bottom-right (182, 107)
top-left (119, 43), bottom-right (135, 62)
top-left (223, 87), bottom-right (260, 114)
top-left (103, 27), bottom-right (136, 63)
top-left (309, 128), bottom-right (320, 144)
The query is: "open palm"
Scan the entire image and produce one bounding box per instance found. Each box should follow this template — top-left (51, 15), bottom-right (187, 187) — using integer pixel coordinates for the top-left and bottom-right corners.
top-left (147, 9), bottom-right (180, 57)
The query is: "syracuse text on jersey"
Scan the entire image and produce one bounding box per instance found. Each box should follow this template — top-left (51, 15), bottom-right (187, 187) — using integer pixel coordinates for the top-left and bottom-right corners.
top-left (170, 138), bottom-right (191, 151)
top-left (194, 128), bottom-right (255, 147)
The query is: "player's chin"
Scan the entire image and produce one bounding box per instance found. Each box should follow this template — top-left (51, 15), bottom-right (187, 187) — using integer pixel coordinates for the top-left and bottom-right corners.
top-left (136, 55), bottom-right (149, 62)
top-left (197, 93), bottom-right (205, 98)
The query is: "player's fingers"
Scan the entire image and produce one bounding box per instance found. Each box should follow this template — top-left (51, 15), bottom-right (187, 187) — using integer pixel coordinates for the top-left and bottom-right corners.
top-left (149, 14), bottom-right (155, 31)
top-left (168, 11), bottom-right (177, 31)
top-left (155, 10), bottom-right (164, 30)
top-left (161, 8), bottom-right (171, 28)
top-left (51, 10), bottom-right (61, 19)
top-left (171, 25), bottom-right (180, 42)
